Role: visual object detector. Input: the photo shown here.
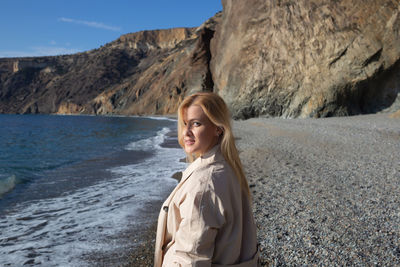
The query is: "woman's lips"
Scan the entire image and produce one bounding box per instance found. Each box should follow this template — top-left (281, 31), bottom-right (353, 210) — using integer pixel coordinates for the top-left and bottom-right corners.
top-left (184, 139), bottom-right (195, 146)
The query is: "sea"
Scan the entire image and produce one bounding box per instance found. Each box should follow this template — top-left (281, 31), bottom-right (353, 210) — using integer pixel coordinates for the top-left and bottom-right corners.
top-left (0, 114), bottom-right (186, 266)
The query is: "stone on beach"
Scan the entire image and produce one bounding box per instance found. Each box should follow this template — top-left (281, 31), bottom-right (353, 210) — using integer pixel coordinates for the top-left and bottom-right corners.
top-left (234, 114), bottom-right (400, 266)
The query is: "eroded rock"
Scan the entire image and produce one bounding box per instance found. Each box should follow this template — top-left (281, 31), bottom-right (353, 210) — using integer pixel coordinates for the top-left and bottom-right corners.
top-left (211, 0), bottom-right (400, 118)
top-left (0, 15), bottom-right (221, 115)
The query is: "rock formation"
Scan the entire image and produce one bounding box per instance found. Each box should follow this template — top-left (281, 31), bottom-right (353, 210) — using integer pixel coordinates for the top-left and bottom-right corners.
top-left (211, 0), bottom-right (400, 118)
top-left (0, 17), bottom-right (220, 115)
top-left (0, 1), bottom-right (399, 118)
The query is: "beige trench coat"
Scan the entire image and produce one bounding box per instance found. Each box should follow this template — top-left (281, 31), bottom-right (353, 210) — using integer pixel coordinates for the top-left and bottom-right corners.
top-left (154, 145), bottom-right (259, 267)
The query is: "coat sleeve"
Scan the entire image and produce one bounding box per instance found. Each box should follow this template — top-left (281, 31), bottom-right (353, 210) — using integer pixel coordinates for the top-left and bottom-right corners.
top-left (167, 177), bottom-right (226, 267)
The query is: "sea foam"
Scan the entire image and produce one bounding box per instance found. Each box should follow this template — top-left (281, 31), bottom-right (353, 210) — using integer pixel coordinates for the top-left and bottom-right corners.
top-left (125, 127), bottom-right (169, 151)
top-left (0, 126), bottom-right (186, 266)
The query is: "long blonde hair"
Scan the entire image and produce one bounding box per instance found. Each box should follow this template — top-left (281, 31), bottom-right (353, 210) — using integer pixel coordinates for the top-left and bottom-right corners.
top-left (177, 92), bottom-right (250, 196)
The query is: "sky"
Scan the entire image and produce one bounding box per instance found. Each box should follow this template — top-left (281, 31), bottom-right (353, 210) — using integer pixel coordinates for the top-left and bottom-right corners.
top-left (0, 0), bottom-right (223, 58)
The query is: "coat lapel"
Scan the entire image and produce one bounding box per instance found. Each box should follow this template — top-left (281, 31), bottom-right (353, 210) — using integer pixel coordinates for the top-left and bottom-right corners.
top-left (154, 145), bottom-right (220, 267)
top-left (154, 158), bottom-right (199, 267)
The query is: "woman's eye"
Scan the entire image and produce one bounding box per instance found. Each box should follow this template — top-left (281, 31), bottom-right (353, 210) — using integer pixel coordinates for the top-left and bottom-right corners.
top-left (193, 122), bottom-right (201, 126)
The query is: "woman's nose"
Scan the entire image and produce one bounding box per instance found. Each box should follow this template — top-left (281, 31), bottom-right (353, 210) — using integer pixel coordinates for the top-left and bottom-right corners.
top-left (183, 124), bottom-right (192, 137)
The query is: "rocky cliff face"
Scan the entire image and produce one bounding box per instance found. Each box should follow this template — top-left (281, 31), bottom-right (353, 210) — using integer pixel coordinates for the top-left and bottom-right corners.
top-left (211, 0), bottom-right (400, 118)
top-left (0, 20), bottom-right (219, 115)
top-left (0, 1), bottom-right (399, 118)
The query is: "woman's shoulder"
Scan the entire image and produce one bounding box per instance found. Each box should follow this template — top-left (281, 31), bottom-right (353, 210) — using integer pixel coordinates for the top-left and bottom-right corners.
top-left (191, 158), bottom-right (236, 190)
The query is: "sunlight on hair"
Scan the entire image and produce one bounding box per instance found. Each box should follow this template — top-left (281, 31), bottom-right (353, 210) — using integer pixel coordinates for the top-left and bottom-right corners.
top-left (177, 92), bottom-right (251, 196)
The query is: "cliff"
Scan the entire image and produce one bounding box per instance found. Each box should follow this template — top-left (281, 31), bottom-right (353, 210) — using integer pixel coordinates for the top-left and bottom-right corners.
top-left (211, 0), bottom-right (400, 118)
top-left (0, 23), bottom-right (218, 115)
top-left (1, 1), bottom-right (399, 118)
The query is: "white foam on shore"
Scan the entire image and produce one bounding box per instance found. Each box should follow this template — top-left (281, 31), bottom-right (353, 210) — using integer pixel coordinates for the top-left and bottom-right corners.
top-left (125, 127), bottom-right (169, 151)
top-left (146, 116), bottom-right (177, 122)
top-left (0, 127), bottom-right (186, 266)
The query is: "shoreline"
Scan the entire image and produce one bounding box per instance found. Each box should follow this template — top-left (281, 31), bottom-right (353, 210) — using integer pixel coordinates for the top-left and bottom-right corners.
top-left (118, 113), bottom-right (400, 266)
top-left (117, 128), bottom-right (182, 267)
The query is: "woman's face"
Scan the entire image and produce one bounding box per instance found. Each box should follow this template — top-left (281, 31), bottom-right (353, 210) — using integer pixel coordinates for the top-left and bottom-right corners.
top-left (182, 104), bottom-right (220, 156)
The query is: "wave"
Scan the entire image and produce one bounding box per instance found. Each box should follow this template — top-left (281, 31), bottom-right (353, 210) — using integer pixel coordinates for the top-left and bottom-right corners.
top-left (147, 116), bottom-right (177, 122)
top-left (125, 127), bottom-right (170, 151)
top-left (0, 175), bottom-right (18, 198)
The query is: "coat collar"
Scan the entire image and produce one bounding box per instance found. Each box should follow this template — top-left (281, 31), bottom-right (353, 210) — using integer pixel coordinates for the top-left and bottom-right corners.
top-left (180, 144), bottom-right (221, 185)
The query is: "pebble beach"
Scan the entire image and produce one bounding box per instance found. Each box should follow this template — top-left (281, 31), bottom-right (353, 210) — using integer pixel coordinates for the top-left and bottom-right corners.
top-left (124, 113), bottom-right (400, 266)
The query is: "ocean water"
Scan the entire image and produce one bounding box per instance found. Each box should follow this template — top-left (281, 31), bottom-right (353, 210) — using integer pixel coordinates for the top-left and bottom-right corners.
top-left (0, 114), bottom-right (186, 266)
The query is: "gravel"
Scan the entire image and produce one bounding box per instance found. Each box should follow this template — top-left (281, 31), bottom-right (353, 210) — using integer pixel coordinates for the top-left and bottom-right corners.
top-left (234, 114), bottom-right (400, 266)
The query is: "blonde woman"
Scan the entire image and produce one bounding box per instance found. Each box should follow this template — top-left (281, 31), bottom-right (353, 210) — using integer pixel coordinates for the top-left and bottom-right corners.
top-left (154, 92), bottom-right (259, 266)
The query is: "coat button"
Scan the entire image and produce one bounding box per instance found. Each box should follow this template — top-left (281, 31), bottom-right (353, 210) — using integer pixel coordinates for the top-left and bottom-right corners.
top-left (163, 206), bottom-right (169, 212)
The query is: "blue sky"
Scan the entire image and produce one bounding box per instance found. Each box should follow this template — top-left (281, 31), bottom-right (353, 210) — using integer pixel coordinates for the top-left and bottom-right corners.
top-left (0, 0), bottom-right (222, 58)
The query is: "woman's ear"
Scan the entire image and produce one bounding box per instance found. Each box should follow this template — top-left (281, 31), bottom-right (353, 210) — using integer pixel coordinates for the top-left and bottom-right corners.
top-left (215, 126), bottom-right (223, 136)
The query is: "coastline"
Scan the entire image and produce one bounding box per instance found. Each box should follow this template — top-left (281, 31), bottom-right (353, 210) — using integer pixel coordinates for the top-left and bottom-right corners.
top-left (119, 127), bottom-right (183, 267)
top-left (0, 115), bottom-right (185, 266)
top-left (121, 113), bottom-right (400, 266)
top-left (107, 128), bottom-right (182, 267)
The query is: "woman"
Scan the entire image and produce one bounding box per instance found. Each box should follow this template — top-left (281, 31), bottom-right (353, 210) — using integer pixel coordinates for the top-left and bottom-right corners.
top-left (154, 92), bottom-right (259, 266)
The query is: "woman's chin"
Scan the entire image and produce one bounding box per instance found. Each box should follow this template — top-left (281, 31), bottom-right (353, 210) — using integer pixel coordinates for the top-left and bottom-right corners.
top-left (184, 145), bottom-right (197, 155)
top-left (184, 147), bottom-right (194, 154)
